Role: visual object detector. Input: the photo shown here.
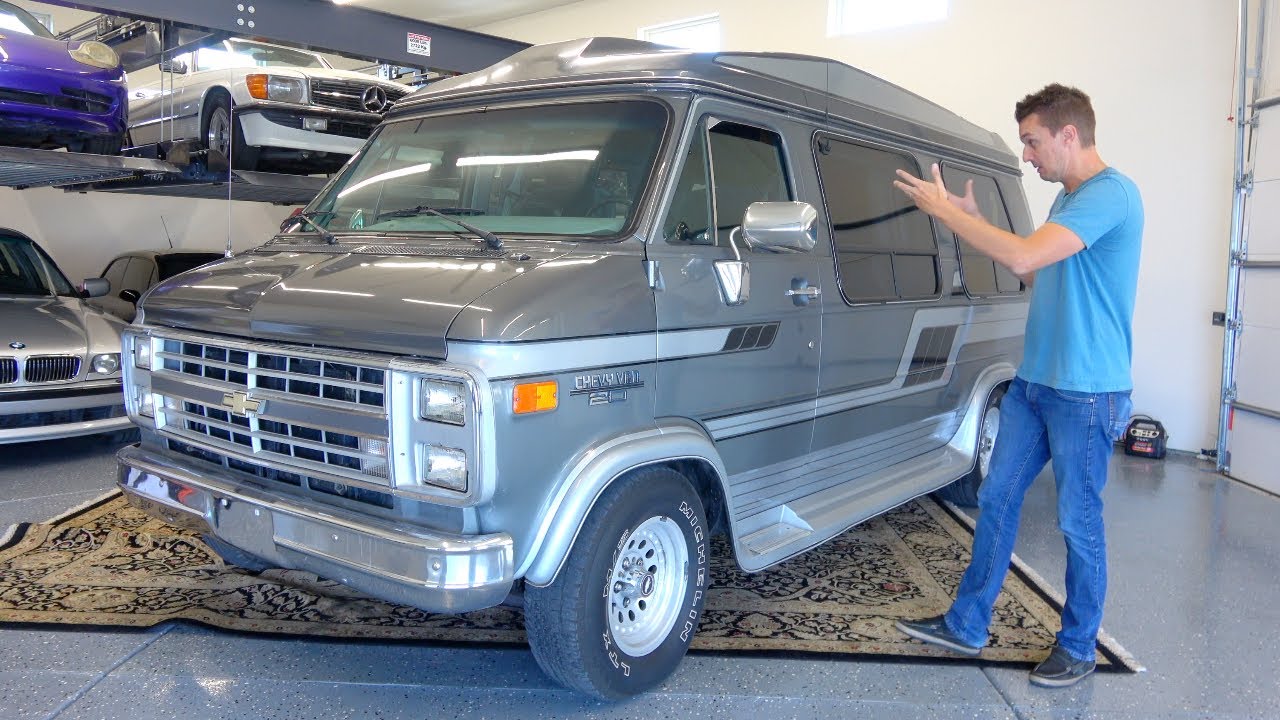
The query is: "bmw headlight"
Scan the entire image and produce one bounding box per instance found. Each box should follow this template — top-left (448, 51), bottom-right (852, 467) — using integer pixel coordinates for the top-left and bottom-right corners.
top-left (69, 41), bottom-right (120, 70)
top-left (246, 74), bottom-right (307, 104)
top-left (419, 379), bottom-right (466, 425)
top-left (91, 353), bottom-right (121, 375)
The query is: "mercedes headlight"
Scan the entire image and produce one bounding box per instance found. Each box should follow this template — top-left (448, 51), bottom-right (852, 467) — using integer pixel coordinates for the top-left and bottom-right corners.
top-left (69, 41), bottom-right (120, 70)
top-left (246, 74), bottom-right (307, 104)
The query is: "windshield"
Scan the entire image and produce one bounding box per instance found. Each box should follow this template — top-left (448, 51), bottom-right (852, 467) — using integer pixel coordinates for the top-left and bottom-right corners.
top-left (303, 100), bottom-right (668, 239)
top-left (0, 1), bottom-right (54, 38)
top-left (195, 39), bottom-right (329, 72)
top-left (0, 236), bottom-right (76, 297)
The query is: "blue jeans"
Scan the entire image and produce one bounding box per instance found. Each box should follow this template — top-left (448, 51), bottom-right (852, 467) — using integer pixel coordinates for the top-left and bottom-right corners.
top-left (944, 377), bottom-right (1132, 662)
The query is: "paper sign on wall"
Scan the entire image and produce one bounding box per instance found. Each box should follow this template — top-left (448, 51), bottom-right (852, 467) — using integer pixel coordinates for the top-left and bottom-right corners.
top-left (407, 32), bottom-right (432, 57)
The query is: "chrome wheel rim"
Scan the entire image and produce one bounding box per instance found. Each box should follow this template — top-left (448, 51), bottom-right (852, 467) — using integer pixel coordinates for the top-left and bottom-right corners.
top-left (206, 106), bottom-right (231, 156)
top-left (608, 515), bottom-right (688, 657)
top-left (978, 406), bottom-right (1000, 478)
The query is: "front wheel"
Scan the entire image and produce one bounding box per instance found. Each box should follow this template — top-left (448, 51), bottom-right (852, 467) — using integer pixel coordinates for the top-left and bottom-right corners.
top-left (935, 383), bottom-right (1006, 507)
top-left (202, 94), bottom-right (259, 171)
top-left (524, 467), bottom-right (709, 699)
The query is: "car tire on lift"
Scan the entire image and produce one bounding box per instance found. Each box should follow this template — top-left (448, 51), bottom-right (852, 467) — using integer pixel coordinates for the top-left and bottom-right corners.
top-left (202, 92), bottom-right (260, 171)
top-left (523, 466), bottom-right (710, 699)
top-left (934, 383), bottom-right (1007, 508)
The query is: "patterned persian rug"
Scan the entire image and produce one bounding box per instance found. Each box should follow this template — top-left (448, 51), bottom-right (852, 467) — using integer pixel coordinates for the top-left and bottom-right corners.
top-left (0, 491), bottom-right (1140, 671)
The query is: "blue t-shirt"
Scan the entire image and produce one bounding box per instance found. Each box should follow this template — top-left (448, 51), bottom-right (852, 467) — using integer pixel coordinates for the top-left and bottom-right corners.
top-left (1018, 167), bottom-right (1143, 393)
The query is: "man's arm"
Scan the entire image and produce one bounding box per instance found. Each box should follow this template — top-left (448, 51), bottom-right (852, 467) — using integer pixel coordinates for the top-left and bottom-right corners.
top-left (894, 164), bottom-right (1084, 277)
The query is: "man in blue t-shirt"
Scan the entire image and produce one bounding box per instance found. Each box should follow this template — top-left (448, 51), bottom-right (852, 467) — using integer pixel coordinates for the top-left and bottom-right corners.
top-left (892, 84), bottom-right (1143, 687)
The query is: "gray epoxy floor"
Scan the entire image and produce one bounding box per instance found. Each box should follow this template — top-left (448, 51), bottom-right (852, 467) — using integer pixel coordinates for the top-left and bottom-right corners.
top-left (1, 437), bottom-right (1277, 719)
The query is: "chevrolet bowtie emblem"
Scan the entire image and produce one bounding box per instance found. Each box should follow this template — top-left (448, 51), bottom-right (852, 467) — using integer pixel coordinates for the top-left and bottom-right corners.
top-left (222, 391), bottom-right (265, 417)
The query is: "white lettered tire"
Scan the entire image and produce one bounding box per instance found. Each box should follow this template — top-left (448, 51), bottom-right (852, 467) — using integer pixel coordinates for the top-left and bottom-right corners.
top-left (524, 467), bottom-right (710, 699)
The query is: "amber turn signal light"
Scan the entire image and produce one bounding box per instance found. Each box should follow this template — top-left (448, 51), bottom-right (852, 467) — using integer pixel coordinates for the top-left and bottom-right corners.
top-left (513, 381), bottom-right (557, 414)
top-left (246, 74), bottom-right (269, 100)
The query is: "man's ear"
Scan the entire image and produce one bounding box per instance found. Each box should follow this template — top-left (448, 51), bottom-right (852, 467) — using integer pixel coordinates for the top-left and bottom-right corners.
top-left (1059, 124), bottom-right (1079, 146)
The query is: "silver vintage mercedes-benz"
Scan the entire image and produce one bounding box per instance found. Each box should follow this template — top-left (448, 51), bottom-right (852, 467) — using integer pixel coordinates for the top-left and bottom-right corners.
top-left (1, 229), bottom-right (131, 444)
top-left (117, 38), bottom-right (1030, 698)
top-left (127, 38), bottom-right (410, 173)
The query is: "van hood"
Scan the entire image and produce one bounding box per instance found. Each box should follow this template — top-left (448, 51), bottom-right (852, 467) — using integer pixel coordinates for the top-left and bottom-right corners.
top-left (139, 242), bottom-right (574, 358)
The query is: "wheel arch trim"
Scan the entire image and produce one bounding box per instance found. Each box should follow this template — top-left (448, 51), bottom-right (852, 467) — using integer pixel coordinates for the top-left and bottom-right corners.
top-left (520, 421), bottom-right (728, 587)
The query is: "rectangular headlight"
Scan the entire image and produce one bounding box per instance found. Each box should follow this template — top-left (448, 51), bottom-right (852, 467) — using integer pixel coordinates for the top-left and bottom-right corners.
top-left (419, 379), bottom-right (466, 425)
top-left (247, 74), bottom-right (307, 103)
top-left (267, 75), bottom-right (306, 103)
top-left (133, 336), bottom-right (151, 369)
top-left (133, 385), bottom-right (154, 418)
top-left (418, 443), bottom-right (467, 492)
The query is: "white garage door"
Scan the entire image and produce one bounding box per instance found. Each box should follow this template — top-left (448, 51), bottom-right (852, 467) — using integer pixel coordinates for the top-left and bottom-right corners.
top-left (1227, 11), bottom-right (1280, 494)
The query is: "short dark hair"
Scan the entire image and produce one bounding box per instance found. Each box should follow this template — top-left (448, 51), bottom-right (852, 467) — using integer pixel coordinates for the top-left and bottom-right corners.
top-left (1015, 84), bottom-right (1096, 147)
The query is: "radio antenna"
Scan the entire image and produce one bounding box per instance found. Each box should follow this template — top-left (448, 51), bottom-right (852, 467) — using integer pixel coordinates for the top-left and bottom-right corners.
top-left (160, 215), bottom-right (174, 249)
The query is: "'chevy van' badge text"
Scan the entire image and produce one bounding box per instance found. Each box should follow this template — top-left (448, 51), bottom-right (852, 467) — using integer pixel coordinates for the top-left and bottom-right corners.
top-left (571, 370), bottom-right (643, 393)
top-left (571, 370), bottom-right (643, 405)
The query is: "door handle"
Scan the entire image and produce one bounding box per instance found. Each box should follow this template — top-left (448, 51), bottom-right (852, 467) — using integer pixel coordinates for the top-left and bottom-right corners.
top-left (785, 286), bottom-right (821, 298)
top-left (786, 279), bottom-right (820, 307)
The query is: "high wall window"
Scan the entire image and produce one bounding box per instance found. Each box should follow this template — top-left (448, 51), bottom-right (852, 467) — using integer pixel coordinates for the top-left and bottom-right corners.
top-left (828, 0), bottom-right (948, 35)
top-left (941, 165), bottom-right (1023, 296)
top-left (814, 135), bottom-right (939, 302)
top-left (640, 14), bottom-right (721, 52)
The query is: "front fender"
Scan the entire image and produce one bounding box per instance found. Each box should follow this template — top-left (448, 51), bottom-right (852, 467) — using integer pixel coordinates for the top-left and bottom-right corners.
top-left (520, 420), bottom-right (727, 586)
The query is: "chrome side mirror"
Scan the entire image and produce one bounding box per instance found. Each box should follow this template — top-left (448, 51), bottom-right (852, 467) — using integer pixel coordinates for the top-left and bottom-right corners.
top-left (81, 278), bottom-right (110, 298)
top-left (741, 201), bottom-right (818, 253)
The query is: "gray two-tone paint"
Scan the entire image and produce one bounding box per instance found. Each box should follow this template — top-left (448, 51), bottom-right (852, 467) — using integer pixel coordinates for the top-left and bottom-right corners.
top-left (118, 37), bottom-right (1030, 608)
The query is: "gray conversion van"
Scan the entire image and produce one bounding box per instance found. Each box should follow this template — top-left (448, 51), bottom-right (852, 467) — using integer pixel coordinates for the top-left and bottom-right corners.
top-left (116, 37), bottom-right (1031, 698)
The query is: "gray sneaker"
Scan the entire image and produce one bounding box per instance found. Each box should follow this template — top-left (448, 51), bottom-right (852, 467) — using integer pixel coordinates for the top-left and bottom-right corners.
top-left (895, 614), bottom-right (981, 657)
top-left (1029, 645), bottom-right (1096, 687)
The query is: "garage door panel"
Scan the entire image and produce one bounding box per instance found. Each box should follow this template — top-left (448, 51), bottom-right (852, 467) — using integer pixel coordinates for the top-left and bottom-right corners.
top-left (1245, 180), bottom-right (1280, 260)
top-left (1227, 410), bottom-right (1280, 495)
top-left (1239, 269), bottom-right (1280, 323)
top-left (1255, 109), bottom-right (1280, 182)
top-left (1236, 325), bottom-right (1280, 411)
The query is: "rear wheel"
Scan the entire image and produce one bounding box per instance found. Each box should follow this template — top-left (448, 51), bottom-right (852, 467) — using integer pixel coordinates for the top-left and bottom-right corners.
top-left (524, 467), bottom-right (709, 699)
top-left (935, 384), bottom-right (1006, 507)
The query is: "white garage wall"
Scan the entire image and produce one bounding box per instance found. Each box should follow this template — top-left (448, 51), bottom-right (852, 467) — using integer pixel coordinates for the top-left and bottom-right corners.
top-left (0, 187), bottom-right (290, 280)
top-left (0, 0), bottom-right (1235, 452)
top-left (479, 0), bottom-right (1237, 453)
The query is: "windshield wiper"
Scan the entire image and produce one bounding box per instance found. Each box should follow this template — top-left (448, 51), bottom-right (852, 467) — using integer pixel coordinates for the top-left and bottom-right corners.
top-left (282, 210), bottom-right (338, 245)
top-left (377, 205), bottom-right (503, 251)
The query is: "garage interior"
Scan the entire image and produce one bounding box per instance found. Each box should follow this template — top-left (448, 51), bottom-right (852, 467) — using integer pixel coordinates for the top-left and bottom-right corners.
top-left (1, 0), bottom-right (1277, 718)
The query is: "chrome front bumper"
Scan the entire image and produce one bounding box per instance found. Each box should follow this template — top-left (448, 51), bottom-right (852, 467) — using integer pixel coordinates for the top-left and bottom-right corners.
top-left (117, 444), bottom-right (514, 613)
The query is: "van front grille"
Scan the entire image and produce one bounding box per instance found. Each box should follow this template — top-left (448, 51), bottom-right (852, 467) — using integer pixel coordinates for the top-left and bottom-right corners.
top-left (160, 395), bottom-right (390, 485)
top-left (158, 338), bottom-right (386, 410)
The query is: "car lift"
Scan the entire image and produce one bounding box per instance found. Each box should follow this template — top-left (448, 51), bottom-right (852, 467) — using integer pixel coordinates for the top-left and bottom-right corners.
top-left (0, 0), bottom-right (530, 204)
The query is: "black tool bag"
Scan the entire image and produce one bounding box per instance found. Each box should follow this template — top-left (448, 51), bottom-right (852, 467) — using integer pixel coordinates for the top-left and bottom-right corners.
top-left (1123, 415), bottom-right (1168, 459)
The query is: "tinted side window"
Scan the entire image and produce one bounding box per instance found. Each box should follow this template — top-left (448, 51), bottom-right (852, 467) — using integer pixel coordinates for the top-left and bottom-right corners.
top-left (663, 119), bottom-right (791, 247)
top-left (121, 257), bottom-right (155, 293)
top-left (815, 136), bottom-right (939, 302)
top-left (101, 258), bottom-right (130, 293)
top-left (941, 166), bottom-right (1023, 296)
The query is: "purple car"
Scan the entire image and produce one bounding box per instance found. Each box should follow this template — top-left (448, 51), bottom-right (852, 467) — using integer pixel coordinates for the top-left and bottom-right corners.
top-left (0, 0), bottom-right (127, 154)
